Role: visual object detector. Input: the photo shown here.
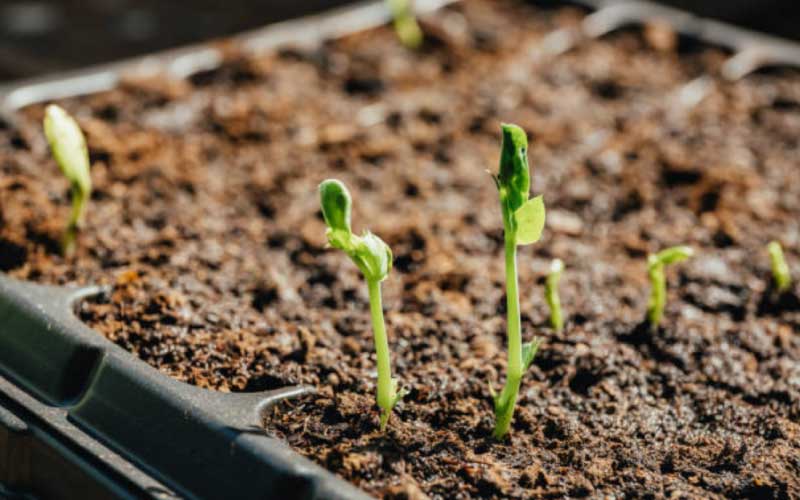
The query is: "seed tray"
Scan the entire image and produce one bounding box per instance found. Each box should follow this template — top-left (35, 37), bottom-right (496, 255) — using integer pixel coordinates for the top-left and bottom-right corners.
top-left (1, 0), bottom-right (800, 498)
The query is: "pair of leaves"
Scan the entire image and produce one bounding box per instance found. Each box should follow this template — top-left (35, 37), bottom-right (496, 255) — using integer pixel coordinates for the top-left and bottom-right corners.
top-left (495, 124), bottom-right (546, 246)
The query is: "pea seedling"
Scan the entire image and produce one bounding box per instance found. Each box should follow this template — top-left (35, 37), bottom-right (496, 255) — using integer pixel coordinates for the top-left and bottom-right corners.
top-left (546, 259), bottom-right (564, 332)
top-left (647, 246), bottom-right (693, 331)
top-left (319, 179), bottom-right (407, 431)
top-left (767, 241), bottom-right (791, 293)
top-left (43, 105), bottom-right (92, 256)
top-left (489, 124), bottom-right (546, 440)
top-left (386, 0), bottom-right (423, 49)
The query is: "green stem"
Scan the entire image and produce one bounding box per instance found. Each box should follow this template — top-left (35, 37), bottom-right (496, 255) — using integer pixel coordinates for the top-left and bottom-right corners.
top-left (493, 237), bottom-right (522, 440)
top-left (647, 262), bottom-right (665, 331)
top-left (367, 278), bottom-right (395, 430)
top-left (62, 186), bottom-right (85, 256)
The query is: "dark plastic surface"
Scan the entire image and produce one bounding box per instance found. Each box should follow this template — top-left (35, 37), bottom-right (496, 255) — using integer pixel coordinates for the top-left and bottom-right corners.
top-left (0, 275), bottom-right (370, 500)
top-left (0, 0), bottom-right (357, 82)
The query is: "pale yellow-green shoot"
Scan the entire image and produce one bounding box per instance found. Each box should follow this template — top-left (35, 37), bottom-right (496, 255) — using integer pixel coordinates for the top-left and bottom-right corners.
top-left (767, 241), bottom-right (791, 293)
top-left (546, 259), bottom-right (564, 332)
top-left (43, 104), bottom-right (92, 256)
top-left (386, 0), bottom-right (423, 49)
top-left (647, 246), bottom-right (693, 331)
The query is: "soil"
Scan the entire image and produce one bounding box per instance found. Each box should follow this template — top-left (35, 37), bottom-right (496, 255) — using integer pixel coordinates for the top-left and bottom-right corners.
top-left (1, 0), bottom-right (800, 498)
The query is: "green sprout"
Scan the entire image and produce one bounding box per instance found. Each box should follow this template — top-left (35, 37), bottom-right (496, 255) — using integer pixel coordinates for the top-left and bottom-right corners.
top-left (489, 124), bottom-right (546, 440)
top-left (43, 104), bottom-right (92, 256)
top-left (319, 179), bottom-right (406, 431)
top-left (646, 246), bottom-right (693, 331)
top-left (767, 241), bottom-right (791, 293)
top-left (545, 259), bottom-right (564, 332)
top-left (386, 0), bottom-right (423, 49)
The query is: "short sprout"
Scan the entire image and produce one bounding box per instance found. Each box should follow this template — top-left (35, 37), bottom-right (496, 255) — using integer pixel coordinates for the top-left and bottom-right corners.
top-left (386, 0), bottom-right (423, 49)
top-left (647, 245), bottom-right (693, 331)
top-left (545, 258), bottom-right (564, 332)
top-left (767, 241), bottom-right (791, 293)
top-left (43, 104), bottom-right (92, 256)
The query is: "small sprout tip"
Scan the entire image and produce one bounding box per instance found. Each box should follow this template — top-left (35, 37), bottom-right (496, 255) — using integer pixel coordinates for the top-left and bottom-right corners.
top-left (386, 0), bottom-right (423, 49)
top-left (767, 241), bottom-right (792, 293)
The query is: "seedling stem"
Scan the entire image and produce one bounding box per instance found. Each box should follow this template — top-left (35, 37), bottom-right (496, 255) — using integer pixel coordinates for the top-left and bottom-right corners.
top-left (490, 124), bottom-right (545, 440)
top-left (319, 179), bottom-right (406, 431)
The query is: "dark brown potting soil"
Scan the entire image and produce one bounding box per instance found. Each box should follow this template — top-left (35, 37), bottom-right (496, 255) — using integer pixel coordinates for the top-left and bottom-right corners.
top-left (1, 0), bottom-right (799, 498)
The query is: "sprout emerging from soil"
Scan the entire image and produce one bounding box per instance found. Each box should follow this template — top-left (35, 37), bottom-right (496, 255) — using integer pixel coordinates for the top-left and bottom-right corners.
top-left (646, 245), bottom-right (693, 331)
top-left (546, 258), bottom-right (564, 332)
top-left (768, 241), bottom-right (791, 293)
top-left (319, 179), bottom-right (407, 430)
top-left (489, 124), bottom-right (546, 440)
top-left (43, 105), bottom-right (92, 256)
top-left (386, 0), bottom-right (423, 49)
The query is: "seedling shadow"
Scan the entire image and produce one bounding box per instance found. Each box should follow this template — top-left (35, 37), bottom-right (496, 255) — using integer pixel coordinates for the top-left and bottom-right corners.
top-left (616, 320), bottom-right (688, 371)
top-left (756, 283), bottom-right (800, 316)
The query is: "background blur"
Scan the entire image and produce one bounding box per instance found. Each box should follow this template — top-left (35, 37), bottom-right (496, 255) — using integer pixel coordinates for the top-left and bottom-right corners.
top-left (0, 0), bottom-right (798, 83)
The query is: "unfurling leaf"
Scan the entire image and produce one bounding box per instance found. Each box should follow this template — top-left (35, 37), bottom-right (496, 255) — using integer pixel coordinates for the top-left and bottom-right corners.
top-left (522, 338), bottom-right (542, 372)
top-left (353, 231), bottom-right (393, 283)
top-left (652, 245), bottom-right (693, 268)
top-left (514, 195), bottom-right (545, 245)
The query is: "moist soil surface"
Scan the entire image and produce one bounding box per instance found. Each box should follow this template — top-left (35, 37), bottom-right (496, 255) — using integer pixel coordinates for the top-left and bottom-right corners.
top-left (2, 0), bottom-right (800, 498)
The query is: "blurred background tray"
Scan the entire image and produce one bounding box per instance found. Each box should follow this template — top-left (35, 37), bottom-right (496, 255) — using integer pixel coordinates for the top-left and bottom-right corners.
top-left (1, 0), bottom-right (799, 82)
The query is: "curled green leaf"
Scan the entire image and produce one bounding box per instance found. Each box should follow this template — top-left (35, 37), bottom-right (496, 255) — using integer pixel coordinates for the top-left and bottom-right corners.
top-left (353, 231), bottom-right (393, 283)
top-left (497, 123), bottom-right (530, 215)
top-left (647, 245), bottom-right (693, 331)
top-left (651, 245), bottom-right (694, 268)
top-left (319, 179), bottom-right (353, 235)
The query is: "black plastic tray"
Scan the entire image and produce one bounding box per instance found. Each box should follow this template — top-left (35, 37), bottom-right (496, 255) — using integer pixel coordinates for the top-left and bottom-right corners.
top-left (3, 0), bottom-right (800, 499)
